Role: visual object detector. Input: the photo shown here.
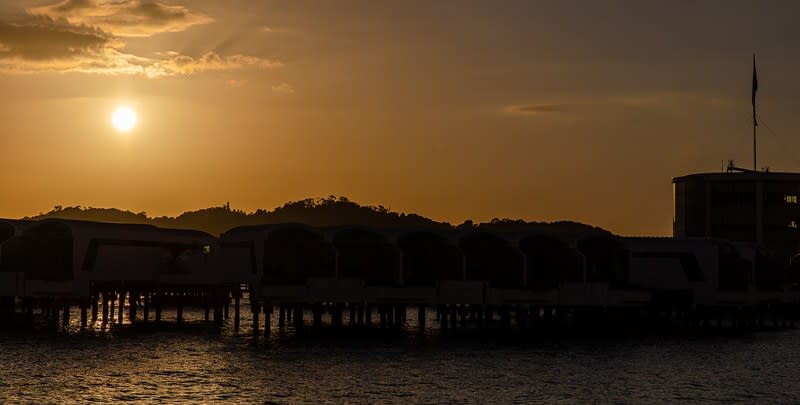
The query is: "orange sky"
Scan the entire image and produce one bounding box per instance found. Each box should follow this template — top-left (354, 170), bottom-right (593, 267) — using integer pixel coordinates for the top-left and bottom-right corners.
top-left (2, 0), bottom-right (800, 236)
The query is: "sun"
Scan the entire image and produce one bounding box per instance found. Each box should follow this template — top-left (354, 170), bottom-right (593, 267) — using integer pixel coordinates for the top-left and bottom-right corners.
top-left (112, 107), bottom-right (137, 132)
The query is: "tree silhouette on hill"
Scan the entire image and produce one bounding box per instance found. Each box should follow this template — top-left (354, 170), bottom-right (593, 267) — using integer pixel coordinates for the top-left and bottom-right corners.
top-left (23, 196), bottom-right (609, 236)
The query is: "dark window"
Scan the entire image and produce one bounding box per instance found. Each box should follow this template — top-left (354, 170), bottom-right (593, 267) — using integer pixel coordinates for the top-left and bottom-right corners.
top-left (632, 251), bottom-right (705, 282)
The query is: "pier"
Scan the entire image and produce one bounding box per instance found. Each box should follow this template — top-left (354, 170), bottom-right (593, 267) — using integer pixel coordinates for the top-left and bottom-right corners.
top-left (0, 218), bottom-right (797, 338)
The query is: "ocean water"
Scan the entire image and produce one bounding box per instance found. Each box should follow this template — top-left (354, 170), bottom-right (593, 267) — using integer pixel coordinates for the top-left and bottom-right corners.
top-left (0, 307), bottom-right (798, 404)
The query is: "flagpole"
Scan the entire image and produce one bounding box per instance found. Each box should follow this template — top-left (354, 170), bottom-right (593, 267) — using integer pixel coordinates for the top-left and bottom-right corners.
top-left (753, 113), bottom-right (756, 172)
top-left (752, 53), bottom-right (758, 172)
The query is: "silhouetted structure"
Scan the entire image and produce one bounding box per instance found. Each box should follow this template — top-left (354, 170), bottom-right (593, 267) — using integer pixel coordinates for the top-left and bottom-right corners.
top-left (673, 171), bottom-right (800, 263)
top-left (2, 179), bottom-right (800, 336)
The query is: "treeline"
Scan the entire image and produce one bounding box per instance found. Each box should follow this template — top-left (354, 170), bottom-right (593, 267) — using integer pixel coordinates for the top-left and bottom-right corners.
top-left (25, 196), bottom-right (609, 237)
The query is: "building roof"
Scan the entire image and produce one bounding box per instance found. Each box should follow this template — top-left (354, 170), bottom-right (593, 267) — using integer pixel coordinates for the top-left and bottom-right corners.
top-left (673, 171), bottom-right (800, 183)
top-left (34, 218), bottom-right (215, 239)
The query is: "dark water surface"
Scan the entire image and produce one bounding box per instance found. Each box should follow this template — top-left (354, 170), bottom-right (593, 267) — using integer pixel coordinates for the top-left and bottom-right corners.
top-left (0, 308), bottom-right (798, 404)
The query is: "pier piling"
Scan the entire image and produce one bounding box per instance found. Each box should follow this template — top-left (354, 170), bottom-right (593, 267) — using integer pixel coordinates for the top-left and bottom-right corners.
top-left (293, 304), bottom-right (303, 331)
top-left (143, 294), bottom-right (150, 322)
top-left (62, 304), bottom-right (70, 327)
top-left (102, 294), bottom-right (109, 324)
top-left (263, 304), bottom-right (272, 337)
top-left (252, 303), bottom-right (261, 336)
top-left (91, 295), bottom-right (98, 322)
top-left (233, 296), bottom-right (241, 331)
top-left (312, 304), bottom-right (322, 329)
top-left (155, 295), bottom-right (162, 324)
top-left (117, 292), bottom-right (125, 324)
top-left (128, 292), bottom-right (137, 323)
top-left (80, 305), bottom-right (88, 330)
top-left (109, 294), bottom-right (115, 324)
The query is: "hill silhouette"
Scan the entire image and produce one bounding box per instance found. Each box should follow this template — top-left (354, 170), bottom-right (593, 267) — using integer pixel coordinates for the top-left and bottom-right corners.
top-left (23, 196), bottom-right (610, 237)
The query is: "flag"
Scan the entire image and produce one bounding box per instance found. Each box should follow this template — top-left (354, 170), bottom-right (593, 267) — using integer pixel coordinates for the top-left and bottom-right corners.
top-left (752, 54), bottom-right (758, 126)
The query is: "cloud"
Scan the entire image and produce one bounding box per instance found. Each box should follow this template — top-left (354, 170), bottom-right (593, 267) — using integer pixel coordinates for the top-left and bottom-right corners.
top-left (146, 51), bottom-right (282, 77)
top-left (226, 79), bottom-right (248, 88)
top-left (0, 3), bottom-right (280, 77)
top-left (29, 0), bottom-right (213, 37)
top-left (0, 16), bottom-right (143, 75)
top-left (505, 104), bottom-right (573, 114)
top-left (505, 92), bottom-right (733, 118)
top-left (0, 15), bottom-right (280, 77)
top-left (0, 16), bottom-right (114, 61)
top-left (259, 25), bottom-right (297, 35)
top-left (271, 82), bottom-right (294, 94)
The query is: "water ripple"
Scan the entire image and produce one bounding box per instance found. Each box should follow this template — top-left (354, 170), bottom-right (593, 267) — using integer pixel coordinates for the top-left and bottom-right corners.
top-left (1, 311), bottom-right (799, 404)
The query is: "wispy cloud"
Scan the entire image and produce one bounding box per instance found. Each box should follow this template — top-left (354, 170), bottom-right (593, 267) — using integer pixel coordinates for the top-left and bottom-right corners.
top-left (226, 79), bottom-right (248, 88)
top-left (29, 0), bottom-right (213, 37)
top-left (148, 52), bottom-right (281, 77)
top-left (271, 82), bottom-right (295, 94)
top-left (505, 104), bottom-right (573, 114)
top-left (505, 92), bottom-right (733, 117)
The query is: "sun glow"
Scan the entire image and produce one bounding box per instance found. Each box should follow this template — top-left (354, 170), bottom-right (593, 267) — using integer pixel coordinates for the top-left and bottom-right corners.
top-left (112, 107), bottom-right (137, 132)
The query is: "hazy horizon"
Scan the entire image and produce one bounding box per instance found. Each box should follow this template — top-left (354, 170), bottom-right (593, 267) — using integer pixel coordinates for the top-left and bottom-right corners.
top-left (3, 1), bottom-right (800, 236)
